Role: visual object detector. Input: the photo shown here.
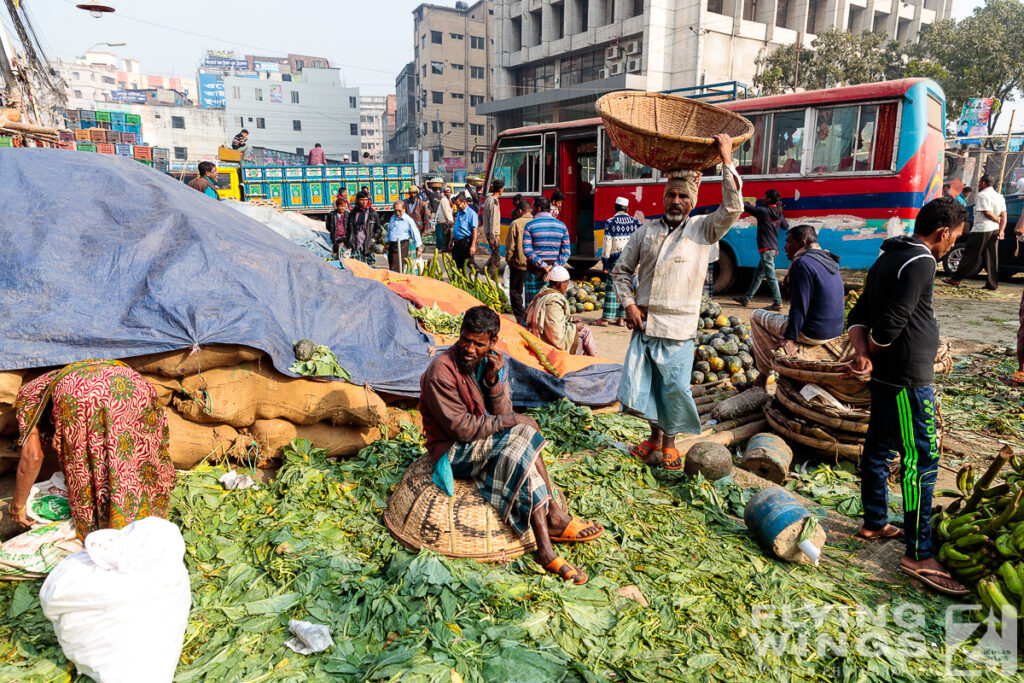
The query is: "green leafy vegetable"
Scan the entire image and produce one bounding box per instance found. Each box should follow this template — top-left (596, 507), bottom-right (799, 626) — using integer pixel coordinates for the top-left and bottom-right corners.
top-left (289, 344), bottom-right (352, 380)
top-left (407, 303), bottom-right (463, 336)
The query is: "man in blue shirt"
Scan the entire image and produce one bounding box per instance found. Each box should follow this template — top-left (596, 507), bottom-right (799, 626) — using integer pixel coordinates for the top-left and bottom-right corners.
top-left (187, 161), bottom-right (220, 200)
top-left (522, 196), bottom-right (570, 305)
top-left (386, 200), bottom-right (423, 273)
top-left (450, 192), bottom-right (479, 272)
top-left (749, 223), bottom-right (845, 384)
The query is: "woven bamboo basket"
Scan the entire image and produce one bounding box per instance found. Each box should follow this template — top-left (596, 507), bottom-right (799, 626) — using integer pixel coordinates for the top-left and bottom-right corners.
top-left (773, 361), bottom-right (872, 403)
top-left (775, 380), bottom-right (870, 435)
top-left (384, 455), bottom-right (542, 562)
top-left (764, 404), bottom-right (864, 461)
top-left (595, 92), bottom-right (753, 173)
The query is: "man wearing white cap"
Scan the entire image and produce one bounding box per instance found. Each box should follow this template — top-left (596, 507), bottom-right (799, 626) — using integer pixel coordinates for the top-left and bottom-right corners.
top-left (611, 134), bottom-right (741, 470)
top-left (525, 265), bottom-right (598, 356)
top-left (595, 196), bottom-right (643, 327)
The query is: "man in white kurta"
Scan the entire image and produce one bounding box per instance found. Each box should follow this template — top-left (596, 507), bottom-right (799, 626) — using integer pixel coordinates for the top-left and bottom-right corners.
top-left (611, 134), bottom-right (743, 470)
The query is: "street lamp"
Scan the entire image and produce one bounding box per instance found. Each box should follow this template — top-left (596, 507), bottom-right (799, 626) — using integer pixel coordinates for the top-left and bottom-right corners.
top-left (76, 4), bottom-right (116, 19)
top-left (79, 42), bottom-right (125, 62)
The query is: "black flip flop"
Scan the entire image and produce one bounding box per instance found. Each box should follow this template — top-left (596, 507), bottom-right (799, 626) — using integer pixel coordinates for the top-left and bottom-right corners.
top-left (856, 524), bottom-right (905, 541)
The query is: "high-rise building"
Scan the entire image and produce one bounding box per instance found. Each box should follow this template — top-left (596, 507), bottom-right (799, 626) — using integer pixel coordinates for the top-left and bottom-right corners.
top-left (223, 68), bottom-right (361, 161)
top-left (482, 0), bottom-right (952, 130)
top-left (359, 95), bottom-right (388, 162)
top-left (390, 0), bottom-right (494, 176)
top-left (56, 51), bottom-right (197, 110)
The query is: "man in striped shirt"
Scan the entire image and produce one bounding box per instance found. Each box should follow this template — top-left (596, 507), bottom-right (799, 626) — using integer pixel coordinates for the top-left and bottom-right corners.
top-left (522, 196), bottom-right (571, 305)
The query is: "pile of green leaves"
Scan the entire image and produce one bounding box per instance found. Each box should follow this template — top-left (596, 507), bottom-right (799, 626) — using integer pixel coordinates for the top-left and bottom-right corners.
top-left (785, 462), bottom-right (871, 519)
top-left (407, 303), bottom-right (463, 336)
top-left (525, 398), bottom-right (612, 454)
top-left (0, 406), bottom-right (983, 681)
top-left (289, 345), bottom-right (352, 381)
top-left (937, 351), bottom-right (1024, 439)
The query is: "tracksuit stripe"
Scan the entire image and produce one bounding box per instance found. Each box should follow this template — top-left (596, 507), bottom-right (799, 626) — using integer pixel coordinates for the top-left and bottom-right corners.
top-left (897, 390), bottom-right (919, 512)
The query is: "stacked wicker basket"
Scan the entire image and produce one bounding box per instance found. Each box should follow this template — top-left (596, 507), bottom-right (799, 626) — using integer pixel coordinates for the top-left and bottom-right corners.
top-left (765, 338), bottom-right (953, 462)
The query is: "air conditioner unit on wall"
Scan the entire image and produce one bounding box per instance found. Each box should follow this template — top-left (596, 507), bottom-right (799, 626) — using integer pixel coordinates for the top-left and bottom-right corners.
top-left (609, 63), bottom-right (625, 76)
top-left (625, 40), bottom-right (641, 55)
top-left (626, 57), bottom-right (642, 73)
top-left (605, 45), bottom-right (622, 61)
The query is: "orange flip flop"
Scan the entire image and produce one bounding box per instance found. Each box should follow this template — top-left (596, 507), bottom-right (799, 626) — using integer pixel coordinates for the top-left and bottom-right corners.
top-left (630, 439), bottom-right (661, 462)
top-left (661, 447), bottom-right (682, 470)
top-left (544, 556), bottom-right (588, 585)
top-left (551, 517), bottom-right (604, 544)
top-left (1011, 371), bottom-right (1024, 386)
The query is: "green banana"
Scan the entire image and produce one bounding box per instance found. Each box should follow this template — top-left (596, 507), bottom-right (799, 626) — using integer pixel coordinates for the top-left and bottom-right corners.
top-left (938, 518), bottom-right (953, 541)
top-left (995, 533), bottom-right (1020, 559)
top-left (948, 512), bottom-right (981, 531)
top-left (950, 524), bottom-right (981, 541)
top-left (998, 562), bottom-right (1023, 597)
top-left (945, 545), bottom-right (973, 563)
top-left (987, 579), bottom-right (1013, 618)
top-left (954, 533), bottom-right (988, 549)
top-left (957, 564), bottom-right (989, 580)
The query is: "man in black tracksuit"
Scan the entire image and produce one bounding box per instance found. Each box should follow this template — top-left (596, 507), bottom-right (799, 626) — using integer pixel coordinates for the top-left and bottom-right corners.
top-left (735, 188), bottom-right (789, 310)
top-left (846, 197), bottom-right (968, 597)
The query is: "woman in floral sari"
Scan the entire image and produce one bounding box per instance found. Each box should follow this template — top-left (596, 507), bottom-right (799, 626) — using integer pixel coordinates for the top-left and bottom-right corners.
top-left (9, 360), bottom-right (175, 539)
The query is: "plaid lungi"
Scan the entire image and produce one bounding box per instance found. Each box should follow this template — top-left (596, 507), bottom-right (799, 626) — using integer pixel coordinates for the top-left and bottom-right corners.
top-left (524, 272), bottom-right (546, 307)
top-left (600, 273), bottom-right (621, 321)
top-left (447, 424), bottom-right (550, 536)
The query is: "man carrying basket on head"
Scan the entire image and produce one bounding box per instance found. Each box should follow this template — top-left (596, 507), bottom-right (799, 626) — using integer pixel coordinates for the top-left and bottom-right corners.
top-left (612, 134), bottom-right (743, 470)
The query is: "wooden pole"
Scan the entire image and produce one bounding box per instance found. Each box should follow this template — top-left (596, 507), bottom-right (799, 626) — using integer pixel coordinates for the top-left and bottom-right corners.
top-left (675, 419), bottom-right (768, 452)
top-left (998, 110), bottom-right (1017, 193)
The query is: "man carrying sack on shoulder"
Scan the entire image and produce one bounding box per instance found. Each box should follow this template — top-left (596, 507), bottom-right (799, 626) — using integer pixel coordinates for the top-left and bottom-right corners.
top-left (612, 134), bottom-right (742, 470)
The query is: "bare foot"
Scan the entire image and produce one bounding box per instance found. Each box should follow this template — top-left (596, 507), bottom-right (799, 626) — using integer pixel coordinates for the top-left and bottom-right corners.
top-left (901, 556), bottom-right (967, 596)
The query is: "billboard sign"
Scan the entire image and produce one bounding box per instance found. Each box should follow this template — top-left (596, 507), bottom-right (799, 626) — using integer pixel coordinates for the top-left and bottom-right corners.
top-left (255, 61), bottom-right (280, 73)
top-left (204, 57), bottom-right (249, 71)
top-left (110, 90), bottom-right (148, 104)
top-left (198, 73), bottom-right (225, 108)
top-left (957, 98), bottom-right (993, 145)
top-left (270, 85), bottom-right (282, 103)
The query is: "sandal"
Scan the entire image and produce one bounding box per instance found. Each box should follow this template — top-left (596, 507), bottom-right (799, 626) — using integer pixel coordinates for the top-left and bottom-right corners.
top-left (1011, 371), bottom-right (1024, 386)
top-left (593, 319), bottom-right (610, 327)
top-left (629, 440), bottom-right (661, 462)
top-left (551, 517), bottom-right (604, 544)
top-left (544, 556), bottom-right (588, 585)
top-left (856, 524), bottom-right (905, 541)
top-left (900, 565), bottom-right (969, 597)
top-left (661, 447), bottom-right (682, 470)
top-left (941, 278), bottom-right (960, 287)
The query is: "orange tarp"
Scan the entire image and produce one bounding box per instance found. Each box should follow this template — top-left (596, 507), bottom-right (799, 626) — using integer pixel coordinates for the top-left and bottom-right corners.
top-left (343, 259), bottom-right (618, 378)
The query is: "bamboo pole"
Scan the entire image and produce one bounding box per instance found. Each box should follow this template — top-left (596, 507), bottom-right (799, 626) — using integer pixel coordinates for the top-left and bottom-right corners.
top-left (998, 110), bottom-right (1017, 193)
top-left (675, 419), bottom-right (768, 451)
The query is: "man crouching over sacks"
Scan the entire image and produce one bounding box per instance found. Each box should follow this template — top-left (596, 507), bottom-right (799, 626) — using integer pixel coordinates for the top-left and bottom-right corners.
top-left (612, 134), bottom-right (742, 470)
top-left (419, 306), bottom-right (603, 585)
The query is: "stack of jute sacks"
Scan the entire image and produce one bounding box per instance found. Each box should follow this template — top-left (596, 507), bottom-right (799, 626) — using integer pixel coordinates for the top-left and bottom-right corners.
top-left (126, 345), bottom-right (391, 469)
top-left (0, 371), bottom-right (27, 473)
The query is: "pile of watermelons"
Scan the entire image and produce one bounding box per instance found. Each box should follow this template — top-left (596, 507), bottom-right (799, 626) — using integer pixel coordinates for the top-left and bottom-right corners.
top-left (693, 297), bottom-right (758, 386)
top-left (565, 278), bottom-right (606, 314)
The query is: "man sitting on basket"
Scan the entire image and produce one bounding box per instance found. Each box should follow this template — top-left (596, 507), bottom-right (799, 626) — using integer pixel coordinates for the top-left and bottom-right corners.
top-left (525, 265), bottom-right (598, 356)
top-left (419, 306), bottom-right (603, 585)
top-left (612, 134), bottom-right (742, 470)
top-left (749, 223), bottom-right (846, 385)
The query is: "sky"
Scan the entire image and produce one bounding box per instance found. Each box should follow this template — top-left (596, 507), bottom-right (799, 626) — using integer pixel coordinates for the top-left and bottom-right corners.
top-left (12, 0), bottom-right (987, 98)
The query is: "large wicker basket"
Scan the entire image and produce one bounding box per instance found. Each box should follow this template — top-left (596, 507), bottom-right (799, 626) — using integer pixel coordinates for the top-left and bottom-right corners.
top-left (595, 91), bottom-right (754, 173)
top-left (383, 455), bottom-right (538, 562)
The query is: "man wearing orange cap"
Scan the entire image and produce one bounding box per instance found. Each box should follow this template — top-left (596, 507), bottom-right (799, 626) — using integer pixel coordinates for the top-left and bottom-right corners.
top-left (611, 134), bottom-right (742, 470)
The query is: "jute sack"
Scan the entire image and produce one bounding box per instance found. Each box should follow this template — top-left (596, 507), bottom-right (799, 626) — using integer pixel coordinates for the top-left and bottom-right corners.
top-left (247, 419), bottom-right (380, 459)
top-left (123, 345), bottom-right (265, 378)
top-left (164, 408), bottom-right (239, 469)
top-left (0, 370), bottom-right (25, 405)
top-left (173, 363), bottom-right (386, 428)
top-left (140, 374), bottom-right (179, 407)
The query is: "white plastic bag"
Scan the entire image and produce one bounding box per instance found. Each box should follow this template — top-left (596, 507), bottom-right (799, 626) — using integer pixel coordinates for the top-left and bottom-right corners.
top-left (39, 517), bottom-right (191, 683)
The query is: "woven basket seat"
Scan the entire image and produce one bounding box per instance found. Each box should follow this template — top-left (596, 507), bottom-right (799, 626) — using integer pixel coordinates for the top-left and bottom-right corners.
top-left (596, 91), bottom-right (753, 173)
top-left (383, 455), bottom-right (539, 562)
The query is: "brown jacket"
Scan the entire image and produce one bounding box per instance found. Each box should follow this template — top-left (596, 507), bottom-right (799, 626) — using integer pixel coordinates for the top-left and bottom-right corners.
top-left (419, 346), bottom-right (516, 463)
top-left (504, 212), bottom-right (532, 270)
top-left (407, 196), bottom-right (432, 235)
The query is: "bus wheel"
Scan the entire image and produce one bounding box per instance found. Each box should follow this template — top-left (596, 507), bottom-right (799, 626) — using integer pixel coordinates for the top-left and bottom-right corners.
top-left (713, 247), bottom-right (737, 294)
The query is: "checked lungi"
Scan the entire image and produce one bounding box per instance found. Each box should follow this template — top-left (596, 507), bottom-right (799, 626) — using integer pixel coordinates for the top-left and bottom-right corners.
top-left (524, 271), bottom-right (547, 306)
top-left (600, 273), bottom-right (621, 321)
top-left (446, 424), bottom-right (550, 536)
top-left (616, 333), bottom-right (701, 436)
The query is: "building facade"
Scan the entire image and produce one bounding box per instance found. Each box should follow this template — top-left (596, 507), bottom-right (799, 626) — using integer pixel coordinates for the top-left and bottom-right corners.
top-left (132, 105), bottom-right (227, 162)
top-left (482, 0), bottom-right (952, 129)
top-left (56, 51), bottom-right (197, 111)
top-left (223, 68), bottom-right (361, 161)
top-left (359, 95), bottom-right (388, 162)
top-left (390, 0), bottom-right (495, 176)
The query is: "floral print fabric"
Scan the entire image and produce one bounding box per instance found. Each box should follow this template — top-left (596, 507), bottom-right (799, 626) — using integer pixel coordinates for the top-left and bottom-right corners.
top-left (16, 361), bottom-right (175, 539)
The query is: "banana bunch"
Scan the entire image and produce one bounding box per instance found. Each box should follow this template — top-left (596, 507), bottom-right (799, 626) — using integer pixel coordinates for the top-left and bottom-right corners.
top-left (419, 253), bottom-right (510, 314)
top-left (936, 454), bottom-right (1024, 618)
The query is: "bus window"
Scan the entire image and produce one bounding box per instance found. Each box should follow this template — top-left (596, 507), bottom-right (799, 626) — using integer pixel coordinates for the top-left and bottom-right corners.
top-left (543, 133), bottom-right (556, 186)
top-left (600, 129), bottom-right (653, 182)
top-left (491, 148), bottom-right (541, 194)
top-left (853, 105), bottom-right (877, 171)
top-left (872, 102), bottom-right (898, 171)
top-left (926, 95), bottom-right (944, 131)
top-left (734, 113), bottom-right (768, 175)
top-left (769, 110), bottom-right (804, 174)
top-left (811, 105), bottom-right (858, 173)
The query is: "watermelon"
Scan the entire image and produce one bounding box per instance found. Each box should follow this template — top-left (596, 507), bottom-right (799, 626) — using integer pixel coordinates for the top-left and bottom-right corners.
top-left (702, 317), bottom-right (716, 329)
top-left (731, 371), bottom-right (747, 384)
top-left (710, 338), bottom-right (726, 352)
top-left (718, 326), bottom-right (733, 336)
top-left (694, 360), bottom-right (711, 374)
top-left (721, 341), bottom-right (739, 356)
top-left (739, 351), bottom-right (754, 369)
top-left (691, 371), bottom-right (705, 385)
top-left (728, 315), bottom-right (742, 327)
top-left (698, 333), bottom-right (713, 346)
top-left (705, 372), bottom-right (718, 383)
top-left (706, 302), bottom-right (723, 318)
top-left (737, 343), bottom-right (751, 355)
top-left (733, 323), bottom-right (748, 336)
top-left (725, 356), bottom-right (743, 374)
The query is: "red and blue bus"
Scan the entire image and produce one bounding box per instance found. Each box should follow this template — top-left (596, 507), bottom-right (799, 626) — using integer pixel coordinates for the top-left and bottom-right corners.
top-left (485, 78), bottom-right (946, 291)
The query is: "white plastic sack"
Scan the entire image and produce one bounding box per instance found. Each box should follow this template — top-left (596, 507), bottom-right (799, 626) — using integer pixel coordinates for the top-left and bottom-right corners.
top-left (39, 517), bottom-right (191, 683)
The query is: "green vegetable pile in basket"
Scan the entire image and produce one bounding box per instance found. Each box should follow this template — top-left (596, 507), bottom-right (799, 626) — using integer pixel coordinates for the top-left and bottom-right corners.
top-left (290, 339), bottom-right (352, 380)
top-left (408, 303), bottom-right (463, 336)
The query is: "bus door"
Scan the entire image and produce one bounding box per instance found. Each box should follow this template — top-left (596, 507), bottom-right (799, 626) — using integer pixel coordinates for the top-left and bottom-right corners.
top-left (558, 134), bottom-right (598, 259)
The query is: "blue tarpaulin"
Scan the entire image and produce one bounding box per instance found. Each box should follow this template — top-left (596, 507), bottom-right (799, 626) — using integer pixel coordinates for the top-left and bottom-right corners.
top-left (0, 150), bottom-right (621, 405)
